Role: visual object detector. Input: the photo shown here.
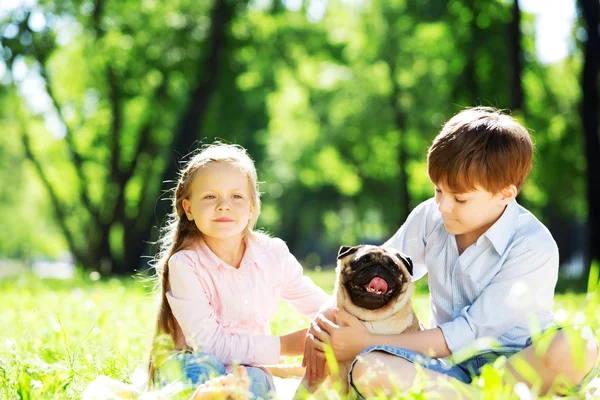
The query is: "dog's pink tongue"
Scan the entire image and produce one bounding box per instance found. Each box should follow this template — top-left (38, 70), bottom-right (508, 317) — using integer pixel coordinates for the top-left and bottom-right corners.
top-left (368, 277), bottom-right (388, 292)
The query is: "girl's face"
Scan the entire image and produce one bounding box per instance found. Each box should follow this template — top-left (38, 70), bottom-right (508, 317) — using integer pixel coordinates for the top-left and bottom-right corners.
top-left (182, 162), bottom-right (253, 243)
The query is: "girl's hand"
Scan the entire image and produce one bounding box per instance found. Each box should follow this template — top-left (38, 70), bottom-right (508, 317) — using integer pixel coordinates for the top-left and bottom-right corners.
top-left (192, 366), bottom-right (250, 400)
top-left (316, 307), bottom-right (374, 361)
top-left (303, 331), bottom-right (328, 383)
top-left (302, 308), bottom-right (334, 383)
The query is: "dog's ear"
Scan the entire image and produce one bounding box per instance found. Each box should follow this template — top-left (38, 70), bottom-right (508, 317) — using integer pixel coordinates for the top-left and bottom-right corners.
top-left (337, 245), bottom-right (360, 260)
top-left (395, 252), bottom-right (414, 276)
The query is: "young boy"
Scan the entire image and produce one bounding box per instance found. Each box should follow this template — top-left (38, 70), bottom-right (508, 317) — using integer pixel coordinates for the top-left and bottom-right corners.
top-left (307, 107), bottom-right (599, 398)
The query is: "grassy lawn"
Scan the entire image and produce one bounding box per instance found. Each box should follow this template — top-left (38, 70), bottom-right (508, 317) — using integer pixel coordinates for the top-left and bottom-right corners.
top-left (0, 270), bottom-right (598, 399)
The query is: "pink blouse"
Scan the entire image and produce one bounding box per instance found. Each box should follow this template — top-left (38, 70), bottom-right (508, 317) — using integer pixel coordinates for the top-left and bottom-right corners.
top-left (166, 234), bottom-right (329, 366)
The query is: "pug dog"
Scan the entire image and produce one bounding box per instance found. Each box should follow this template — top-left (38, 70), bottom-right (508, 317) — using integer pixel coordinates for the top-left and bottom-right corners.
top-left (294, 244), bottom-right (420, 398)
top-left (335, 244), bottom-right (420, 335)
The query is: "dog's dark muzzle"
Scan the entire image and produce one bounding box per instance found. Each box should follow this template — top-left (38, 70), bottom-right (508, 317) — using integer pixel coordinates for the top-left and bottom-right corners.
top-left (344, 264), bottom-right (401, 310)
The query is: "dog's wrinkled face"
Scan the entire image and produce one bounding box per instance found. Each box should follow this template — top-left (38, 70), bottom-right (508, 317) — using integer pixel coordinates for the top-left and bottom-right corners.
top-left (337, 245), bottom-right (413, 311)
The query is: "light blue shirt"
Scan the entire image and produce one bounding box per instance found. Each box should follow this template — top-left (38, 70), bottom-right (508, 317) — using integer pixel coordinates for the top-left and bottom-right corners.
top-left (386, 198), bottom-right (559, 355)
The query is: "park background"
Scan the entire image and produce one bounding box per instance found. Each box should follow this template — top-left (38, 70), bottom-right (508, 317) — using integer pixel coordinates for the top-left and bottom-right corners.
top-left (1, 0), bottom-right (599, 398)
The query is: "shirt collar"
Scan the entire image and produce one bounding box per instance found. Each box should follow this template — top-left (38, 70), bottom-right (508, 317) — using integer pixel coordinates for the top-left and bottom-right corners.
top-left (195, 236), bottom-right (266, 270)
top-left (481, 200), bottom-right (519, 255)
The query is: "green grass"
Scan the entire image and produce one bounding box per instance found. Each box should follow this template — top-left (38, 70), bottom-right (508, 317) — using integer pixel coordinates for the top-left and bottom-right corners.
top-left (0, 270), bottom-right (598, 399)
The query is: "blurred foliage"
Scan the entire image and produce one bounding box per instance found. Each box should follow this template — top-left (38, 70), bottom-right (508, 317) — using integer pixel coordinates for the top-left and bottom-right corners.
top-left (0, 0), bottom-right (595, 282)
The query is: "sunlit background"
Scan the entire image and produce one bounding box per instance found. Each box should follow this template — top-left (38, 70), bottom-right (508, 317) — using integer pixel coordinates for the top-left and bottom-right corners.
top-left (1, 0), bottom-right (599, 291)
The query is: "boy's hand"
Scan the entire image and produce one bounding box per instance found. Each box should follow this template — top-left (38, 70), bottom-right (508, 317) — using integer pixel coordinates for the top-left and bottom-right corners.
top-left (316, 307), bottom-right (373, 361)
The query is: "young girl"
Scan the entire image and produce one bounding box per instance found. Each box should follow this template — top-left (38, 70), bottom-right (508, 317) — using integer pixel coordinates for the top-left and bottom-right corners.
top-left (148, 143), bottom-right (329, 399)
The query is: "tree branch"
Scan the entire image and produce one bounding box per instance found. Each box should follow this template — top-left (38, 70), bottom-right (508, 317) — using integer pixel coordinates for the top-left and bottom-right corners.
top-left (19, 124), bottom-right (83, 262)
top-left (107, 67), bottom-right (122, 183)
top-left (123, 79), bottom-right (168, 179)
top-left (36, 65), bottom-right (102, 226)
top-left (92, 0), bottom-right (105, 37)
top-left (108, 78), bottom-right (167, 229)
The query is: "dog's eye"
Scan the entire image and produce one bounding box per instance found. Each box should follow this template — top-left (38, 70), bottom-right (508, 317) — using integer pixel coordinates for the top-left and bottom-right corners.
top-left (356, 257), bottom-right (370, 267)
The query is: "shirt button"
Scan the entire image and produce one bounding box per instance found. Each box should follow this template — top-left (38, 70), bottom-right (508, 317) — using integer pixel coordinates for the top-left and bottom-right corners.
top-left (243, 299), bottom-right (249, 305)
top-left (236, 273), bottom-right (242, 280)
top-left (457, 302), bottom-right (463, 308)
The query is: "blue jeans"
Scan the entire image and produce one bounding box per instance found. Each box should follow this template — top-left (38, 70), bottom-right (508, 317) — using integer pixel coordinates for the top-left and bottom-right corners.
top-left (348, 328), bottom-right (600, 398)
top-left (347, 344), bottom-right (510, 394)
top-left (155, 352), bottom-right (275, 399)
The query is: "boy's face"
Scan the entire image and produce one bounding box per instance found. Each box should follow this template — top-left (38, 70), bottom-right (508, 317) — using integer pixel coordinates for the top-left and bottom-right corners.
top-left (434, 182), bottom-right (515, 238)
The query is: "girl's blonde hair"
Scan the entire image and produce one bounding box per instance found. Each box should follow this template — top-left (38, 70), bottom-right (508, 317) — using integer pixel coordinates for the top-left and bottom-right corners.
top-left (147, 143), bottom-right (261, 386)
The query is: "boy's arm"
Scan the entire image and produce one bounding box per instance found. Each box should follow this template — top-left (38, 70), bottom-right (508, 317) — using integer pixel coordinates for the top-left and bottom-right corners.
top-left (437, 245), bottom-right (559, 355)
top-left (316, 244), bottom-right (558, 361)
top-left (366, 327), bottom-right (452, 358)
top-left (315, 308), bottom-right (451, 361)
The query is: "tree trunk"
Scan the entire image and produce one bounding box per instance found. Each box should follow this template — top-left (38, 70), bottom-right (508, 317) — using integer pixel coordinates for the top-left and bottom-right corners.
top-left (578, 0), bottom-right (600, 277)
top-left (15, 0), bottom-right (237, 274)
top-left (142, 0), bottom-right (237, 266)
top-left (465, 0), bottom-right (479, 104)
top-left (450, 0), bottom-right (479, 106)
top-left (389, 77), bottom-right (411, 224)
top-left (383, 8), bottom-right (412, 225)
top-left (509, 0), bottom-right (528, 206)
top-left (509, 0), bottom-right (523, 111)
top-left (277, 188), bottom-right (306, 253)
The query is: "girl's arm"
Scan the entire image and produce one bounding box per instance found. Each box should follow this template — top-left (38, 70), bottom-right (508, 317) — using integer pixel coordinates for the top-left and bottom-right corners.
top-left (274, 238), bottom-right (331, 319)
top-left (280, 328), bottom-right (308, 356)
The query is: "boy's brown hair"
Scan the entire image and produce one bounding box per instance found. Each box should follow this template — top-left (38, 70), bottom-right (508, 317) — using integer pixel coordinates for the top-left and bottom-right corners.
top-left (427, 107), bottom-right (533, 194)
